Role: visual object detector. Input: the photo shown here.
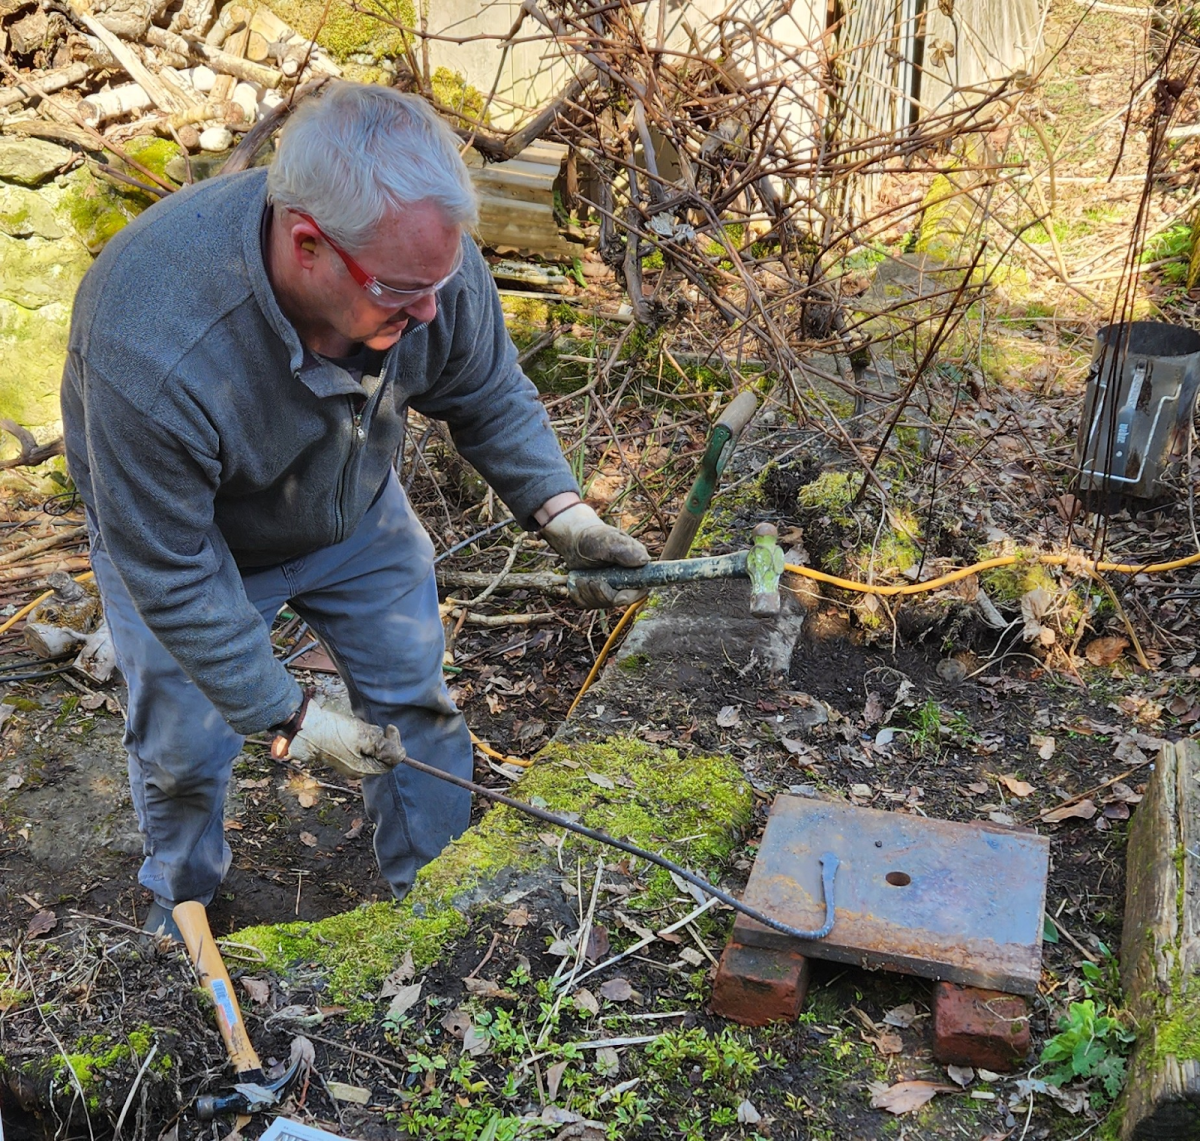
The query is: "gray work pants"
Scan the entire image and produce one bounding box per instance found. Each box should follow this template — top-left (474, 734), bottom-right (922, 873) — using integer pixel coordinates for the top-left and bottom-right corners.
top-left (88, 474), bottom-right (472, 908)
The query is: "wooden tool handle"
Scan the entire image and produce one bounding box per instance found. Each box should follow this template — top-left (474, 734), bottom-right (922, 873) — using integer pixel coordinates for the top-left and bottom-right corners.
top-left (173, 901), bottom-right (262, 1076)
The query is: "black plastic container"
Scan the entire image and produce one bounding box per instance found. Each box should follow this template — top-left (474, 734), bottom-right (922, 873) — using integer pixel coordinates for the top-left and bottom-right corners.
top-left (1075, 321), bottom-right (1200, 512)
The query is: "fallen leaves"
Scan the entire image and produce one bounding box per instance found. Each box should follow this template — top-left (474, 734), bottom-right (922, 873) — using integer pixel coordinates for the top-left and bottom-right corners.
top-left (1030, 733), bottom-right (1056, 760)
top-left (998, 773), bottom-right (1035, 797)
top-left (868, 1079), bottom-right (955, 1114)
top-left (1085, 635), bottom-right (1128, 667)
top-left (26, 909), bottom-right (56, 938)
top-left (598, 978), bottom-right (636, 1002)
top-left (585, 772), bottom-right (615, 790)
top-left (1041, 798), bottom-right (1097, 823)
top-left (384, 982), bottom-right (422, 1021)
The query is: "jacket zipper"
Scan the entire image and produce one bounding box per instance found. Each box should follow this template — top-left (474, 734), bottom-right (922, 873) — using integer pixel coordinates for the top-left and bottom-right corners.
top-left (332, 395), bottom-right (362, 543)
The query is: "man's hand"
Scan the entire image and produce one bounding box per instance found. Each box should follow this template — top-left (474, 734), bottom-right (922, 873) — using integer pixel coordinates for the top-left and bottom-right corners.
top-left (271, 699), bottom-right (406, 779)
top-left (542, 502), bottom-right (650, 608)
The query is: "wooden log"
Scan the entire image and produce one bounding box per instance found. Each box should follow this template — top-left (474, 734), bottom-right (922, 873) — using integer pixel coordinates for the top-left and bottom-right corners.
top-left (1120, 737), bottom-right (1200, 1138)
top-left (68, 3), bottom-right (191, 113)
top-left (144, 26), bottom-right (283, 89)
top-left (0, 61), bottom-right (93, 110)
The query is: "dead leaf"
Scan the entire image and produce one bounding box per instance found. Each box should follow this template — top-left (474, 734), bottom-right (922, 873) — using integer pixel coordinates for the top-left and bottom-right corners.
top-left (585, 925), bottom-right (609, 962)
top-left (867, 1030), bottom-right (903, 1055)
top-left (547, 1059), bottom-right (568, 1102)
top-left (440, 1009), bottom-right (472, 1039)
top-left (882, 1003), bottom-right (917, 1028)
top-left (26, 910), bottom-right (56, 938)
top-left (344, 817), bottom-right (364, 839)
top-left (574, 988), bottom-right (600, 1016)
top-left (380, 952), bottom-right (415, 998)
top-left (384, 982), bottom-right (422, 1021)
top-left (999, 773), bottom-right (1035, 797)
top-left (298, 831), bottom-right (318, 847)
top-left (241, 977), bottom-right (270, 1005)
top-left (298, 791), bottom-right (317, 809)
top-left (966, 781), bottom-right (989, 795)
top-left (716, 705), bottom-right (741, 728)
top-left (1103, 801), bottom-right (1131, 820)
top-left (680, 947), bottom-right (705, 967)
top-left (1086, 636), bottom-right (1129, 667)
top-left (504, 907), bottom-right (531, 927)
top-left (869, 1079), bottom-right (955, 1114)
top-left (585, 772), bottom-right (615, 790)
top-left (539, 831), bottom-right (562, 847)
top-left (946, 1064), bottom-right (974, 1087)
top-left (1031, 733), bottom-right (1056, 760)
top-left (594, 1046), bottom-right (619, 1076)
top-left (599, 978), bottom-right (634, 1002)
top-left (223, 819), bottom-right (243, 831)
top-left (462, 977), bottom-right (514, 1000)
top-left (1041, 799), bottom-right (1098, 823)
top-left (3, 772), bottom-right (22, 791)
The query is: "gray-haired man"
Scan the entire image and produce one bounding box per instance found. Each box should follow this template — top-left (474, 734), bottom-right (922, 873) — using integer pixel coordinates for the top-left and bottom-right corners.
top-left (61, 82), bottom-right (648, 937)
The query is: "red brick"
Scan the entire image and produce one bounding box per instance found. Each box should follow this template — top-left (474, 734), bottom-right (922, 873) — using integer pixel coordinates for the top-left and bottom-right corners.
top-left (932, 981), bottom-right (1031, 1072)
top-left (710, 940), bottom-right (810, 1027)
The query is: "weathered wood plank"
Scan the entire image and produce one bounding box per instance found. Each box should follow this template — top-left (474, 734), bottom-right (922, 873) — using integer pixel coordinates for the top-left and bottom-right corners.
top-left (1120, 738), bottom-right (1200, 1139)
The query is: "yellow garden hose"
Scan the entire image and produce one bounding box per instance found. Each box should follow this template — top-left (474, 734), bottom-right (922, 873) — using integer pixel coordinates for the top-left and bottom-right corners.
top-left (564, 547), bottom-right (1200, 715)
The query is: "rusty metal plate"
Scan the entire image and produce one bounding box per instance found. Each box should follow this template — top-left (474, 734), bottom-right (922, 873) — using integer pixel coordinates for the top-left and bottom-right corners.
top-left (735, 794), bottom-right (1050, 995)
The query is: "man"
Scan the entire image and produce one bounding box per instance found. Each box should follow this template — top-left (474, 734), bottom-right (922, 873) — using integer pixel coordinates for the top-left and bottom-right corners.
top-left (61, 81), bottom-right (648, 938)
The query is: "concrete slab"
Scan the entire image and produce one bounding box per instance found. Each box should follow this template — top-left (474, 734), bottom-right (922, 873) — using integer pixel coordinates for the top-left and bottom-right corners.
top-left (734, 794), bottom-right (1049, 995)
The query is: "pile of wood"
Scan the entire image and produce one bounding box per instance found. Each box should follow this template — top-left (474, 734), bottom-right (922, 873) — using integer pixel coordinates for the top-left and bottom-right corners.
top-left (0, 0), bottom-right (339, 156)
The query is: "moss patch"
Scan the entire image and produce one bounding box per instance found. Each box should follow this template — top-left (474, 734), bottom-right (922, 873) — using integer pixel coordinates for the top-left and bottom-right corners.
top-left (265, 0), bottom-right (412, 63)
top-left (234, 737), bottom-right (750, 1009)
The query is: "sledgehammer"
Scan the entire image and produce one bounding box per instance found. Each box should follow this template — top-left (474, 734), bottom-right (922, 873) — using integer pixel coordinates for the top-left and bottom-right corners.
top-left (173, 901), bottom-right (302, 1121)
top-left (568, 521), bottom-right (786, 616)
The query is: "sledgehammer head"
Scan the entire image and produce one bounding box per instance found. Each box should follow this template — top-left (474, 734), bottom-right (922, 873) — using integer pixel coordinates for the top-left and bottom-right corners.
top-left (746, 522), bottom-right (784, 617)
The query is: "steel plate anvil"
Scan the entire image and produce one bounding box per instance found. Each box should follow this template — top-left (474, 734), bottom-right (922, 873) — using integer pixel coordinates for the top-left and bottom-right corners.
top-left (734, 795), bottom-right (1050, 995)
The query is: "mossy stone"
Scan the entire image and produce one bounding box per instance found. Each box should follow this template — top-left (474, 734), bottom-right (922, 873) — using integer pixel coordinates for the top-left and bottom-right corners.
top-left (263, 0), bottom-right (413, 62)
top-left (234, 736), bottom-right (751, 1009)
top-left (0, 184), bottom-right (64, 239)
top-left (0, 137), bottom-right (73, 187)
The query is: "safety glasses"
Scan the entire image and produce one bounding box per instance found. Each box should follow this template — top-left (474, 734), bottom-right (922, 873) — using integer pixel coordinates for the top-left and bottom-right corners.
top-left (294, 211), bottom-right (463, 303)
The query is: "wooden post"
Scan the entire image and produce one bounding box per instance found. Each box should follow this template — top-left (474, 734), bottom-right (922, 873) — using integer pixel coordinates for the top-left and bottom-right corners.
top-left (1120, 738), bottom-right (1200, 1138)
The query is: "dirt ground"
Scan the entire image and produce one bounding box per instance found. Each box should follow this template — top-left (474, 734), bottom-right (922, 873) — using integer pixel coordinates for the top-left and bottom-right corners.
top-left (7, 0), bottom-right (1200, 1138)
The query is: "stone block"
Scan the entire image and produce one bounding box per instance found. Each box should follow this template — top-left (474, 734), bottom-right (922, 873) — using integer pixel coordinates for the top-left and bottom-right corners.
top-left (710, 940), bottom-right (810, 1027)
top-left (932, 981), bottom-right (1031, 1072)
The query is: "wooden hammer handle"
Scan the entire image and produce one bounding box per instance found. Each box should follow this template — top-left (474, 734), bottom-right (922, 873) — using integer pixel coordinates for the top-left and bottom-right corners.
top-left (173, 901), bottom-right (263, 1077)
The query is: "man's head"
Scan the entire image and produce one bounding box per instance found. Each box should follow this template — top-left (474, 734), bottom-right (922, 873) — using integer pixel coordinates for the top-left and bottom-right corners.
top-left (267, 83), bottom-right (479, 351)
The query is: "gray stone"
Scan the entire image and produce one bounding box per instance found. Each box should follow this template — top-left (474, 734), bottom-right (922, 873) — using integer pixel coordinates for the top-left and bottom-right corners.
top-left (0, 183), bottom-right (64, 239)
top-left (0, 137), bottom-right (73, 187)
top-left (0, 232), bottom-right (90, 309)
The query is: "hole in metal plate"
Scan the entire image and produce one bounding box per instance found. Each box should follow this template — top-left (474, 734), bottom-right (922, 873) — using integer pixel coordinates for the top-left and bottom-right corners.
top-left (885, 871), bottom-right (912, 887)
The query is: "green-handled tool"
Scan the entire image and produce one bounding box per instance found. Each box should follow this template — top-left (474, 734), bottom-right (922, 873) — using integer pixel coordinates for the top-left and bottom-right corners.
top-left (660, 391), bottom-right (759, 562)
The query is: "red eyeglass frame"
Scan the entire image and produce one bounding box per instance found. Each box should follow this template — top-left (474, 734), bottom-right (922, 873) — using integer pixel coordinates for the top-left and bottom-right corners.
top-left (294, 211), bottom-right (463, 302)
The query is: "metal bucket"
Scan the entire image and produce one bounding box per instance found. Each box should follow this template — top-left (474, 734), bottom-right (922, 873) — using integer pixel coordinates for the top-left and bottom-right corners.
top-left (1075, 321), bottom-right (1200, 511)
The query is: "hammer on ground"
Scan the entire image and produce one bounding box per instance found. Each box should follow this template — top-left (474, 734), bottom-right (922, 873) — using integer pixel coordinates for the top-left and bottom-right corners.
top-left (172, 901), bottom-right (302, 1121)
top-left (567, 522), bottom-right (786, 616)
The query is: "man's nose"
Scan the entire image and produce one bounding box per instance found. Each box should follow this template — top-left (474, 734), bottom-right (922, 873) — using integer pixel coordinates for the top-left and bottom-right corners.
top-left (401, 292), bottom-right (438, 325)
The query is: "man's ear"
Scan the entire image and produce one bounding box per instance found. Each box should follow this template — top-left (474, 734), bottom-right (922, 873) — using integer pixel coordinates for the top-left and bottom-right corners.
top-left (301, 238), bottom-right (316, 253)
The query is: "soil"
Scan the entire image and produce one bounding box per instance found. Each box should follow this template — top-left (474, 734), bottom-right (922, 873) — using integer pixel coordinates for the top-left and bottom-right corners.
top-left (6, 1), bottom-right (1200, 1138)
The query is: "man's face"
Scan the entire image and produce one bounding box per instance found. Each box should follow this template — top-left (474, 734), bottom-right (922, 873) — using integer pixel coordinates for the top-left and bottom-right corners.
top-left (314, 202), bottom-right (463, 352)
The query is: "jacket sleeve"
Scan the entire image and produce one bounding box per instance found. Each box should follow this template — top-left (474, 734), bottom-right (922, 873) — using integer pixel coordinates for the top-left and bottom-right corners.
top-left (77, 367), bottom-right (301, 734)
top-left (408, 242), bottom-right (580, 529)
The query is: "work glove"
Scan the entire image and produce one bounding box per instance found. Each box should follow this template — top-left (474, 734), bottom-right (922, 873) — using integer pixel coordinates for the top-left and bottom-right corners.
top-left (270, 698), bottom-right (406, 779)
top-left (541, 502), bottom-right (651, 608)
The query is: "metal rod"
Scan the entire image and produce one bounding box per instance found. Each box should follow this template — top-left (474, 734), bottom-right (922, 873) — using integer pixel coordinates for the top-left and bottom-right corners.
top-left (396, 751), bottom-right (839, 943)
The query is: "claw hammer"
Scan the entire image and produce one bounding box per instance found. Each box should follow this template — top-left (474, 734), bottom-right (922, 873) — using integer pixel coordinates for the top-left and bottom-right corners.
top-left (173, 901), bottom-right (301, 1121)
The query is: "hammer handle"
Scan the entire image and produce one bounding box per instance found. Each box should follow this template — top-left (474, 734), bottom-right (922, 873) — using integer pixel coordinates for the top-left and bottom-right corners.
top-left (173, 901), bottom-right (263, 1078)
top-left (569, 550), bottom-right (748, 591)
top-left (661, 391), bottom-right (758, 562)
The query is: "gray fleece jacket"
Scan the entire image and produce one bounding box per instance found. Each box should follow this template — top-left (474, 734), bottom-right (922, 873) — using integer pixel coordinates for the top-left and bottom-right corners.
top-left (61, 167), bottom-right (578, 734)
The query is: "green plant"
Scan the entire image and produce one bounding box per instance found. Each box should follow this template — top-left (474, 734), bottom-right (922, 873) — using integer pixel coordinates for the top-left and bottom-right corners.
top-left (1080, 942), bottom-right (1123, 1009)
top-left (1040, 999), bottom-right (1135, 1105)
